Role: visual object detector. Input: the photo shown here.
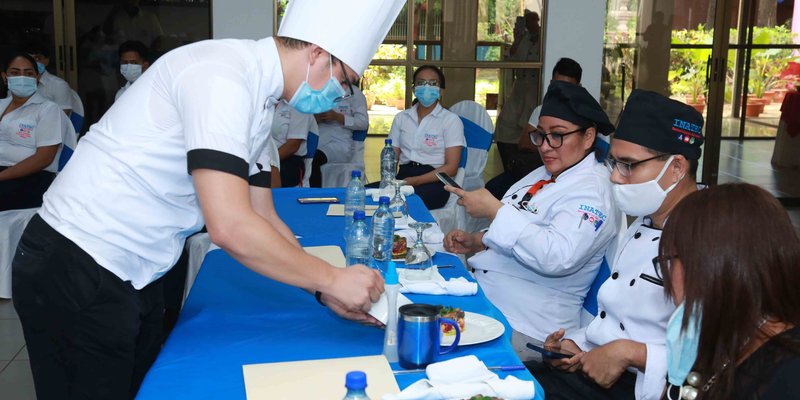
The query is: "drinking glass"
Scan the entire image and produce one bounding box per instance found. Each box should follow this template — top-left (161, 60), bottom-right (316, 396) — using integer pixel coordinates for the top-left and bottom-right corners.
top-left (405, 221), bottom-right (433, 281)
top-left (389, 179), bottom-right (408, 226)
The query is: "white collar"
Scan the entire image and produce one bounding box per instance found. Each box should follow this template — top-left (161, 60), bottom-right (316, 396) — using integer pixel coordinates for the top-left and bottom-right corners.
top-left (409, 102), bottom-right (443, 123)
top-left (546, 151), bottom-right (599, 182)
top-left (0, 92), bottom-right (48, 111)
top-left (256, 37), bottom-right (284, 108)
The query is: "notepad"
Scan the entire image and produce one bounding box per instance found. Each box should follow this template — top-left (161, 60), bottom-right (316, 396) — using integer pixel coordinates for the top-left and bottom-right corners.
top-left (327, 204), bottom-right (379, 216)
top-left (243, 355), bottom-right (400, 399)
top-left (303, 245), bottom-right (346, 268)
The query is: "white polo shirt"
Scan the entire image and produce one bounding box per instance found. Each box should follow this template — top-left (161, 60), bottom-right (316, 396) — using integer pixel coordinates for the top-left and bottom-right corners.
top-left (0, 93), bottom-right (65, 172)
top-left (270, 101), bottom-right (310, 158)
top-left (388, 103), bottom-right (465, 167)
top-left (317, 85), bottom-right (369, 163)
top-left (37, 71), bottom-right (73, 112)
top-left (40, 37), bottom-right (283, 289)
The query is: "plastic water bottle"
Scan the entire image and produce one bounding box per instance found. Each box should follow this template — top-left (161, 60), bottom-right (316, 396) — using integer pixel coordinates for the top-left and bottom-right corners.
top-left (370, 196), bottom-right (394, 273)
top-left (344, 170), bottom-right (365, 238)
top-left (346, 211), bottom-right (371, 267)
top-left (342, 371), bottom-right (371, 400)
top-left (379, 139), bottom-right (396, 190)
top-left (382, 261), bottom-right (399, 363)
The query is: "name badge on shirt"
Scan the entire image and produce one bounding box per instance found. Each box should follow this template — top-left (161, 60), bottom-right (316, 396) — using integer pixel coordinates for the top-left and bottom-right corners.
top-left (423, 132), bottom-right (438, 147)
top-left (17, 122), bottom-right (35, 140)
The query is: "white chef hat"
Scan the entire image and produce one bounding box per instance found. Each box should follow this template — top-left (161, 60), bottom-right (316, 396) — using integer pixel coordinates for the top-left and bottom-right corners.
top-left (277, 0), bottom-right (405, 76)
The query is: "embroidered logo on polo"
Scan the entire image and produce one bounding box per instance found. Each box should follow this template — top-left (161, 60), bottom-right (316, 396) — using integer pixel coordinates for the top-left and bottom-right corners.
top-left (578, 204), bottom-right (607, 231)
top-left (423, 133), bottom-right (438, 147)
top-left (17, 123), bottom-right (34, 139)
top-left (671, 118), bottom-right (702, 144)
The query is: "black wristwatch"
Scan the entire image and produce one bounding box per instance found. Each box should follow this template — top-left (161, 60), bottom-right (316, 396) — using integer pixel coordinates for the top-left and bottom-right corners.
top-left (314, 291), bottom-right (326, 306)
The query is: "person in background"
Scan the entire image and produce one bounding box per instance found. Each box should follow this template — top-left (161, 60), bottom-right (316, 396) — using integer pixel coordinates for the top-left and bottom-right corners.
top-left (0, 53), bottom-right (71, 211)
top-left (311, 83), bottom-right (369, 187)
top-left (660, 183), bottom-right (800, 400)
top-left (534, 90), bottom-right (705, 400)
top-left (24, 41), bottom-right (74, 116)
top-left (443, 81), bottom-right (618, 362)
top-left (11, 0), bottom-right (404, 398)
top-left (270, 100), bottom-right (314, 187)
top-left (383, 65), bottom-right (464, 210)
top-left (486, 57), bottom-right (583, 199)
top-left (115, 40), bottom-right (150, 101)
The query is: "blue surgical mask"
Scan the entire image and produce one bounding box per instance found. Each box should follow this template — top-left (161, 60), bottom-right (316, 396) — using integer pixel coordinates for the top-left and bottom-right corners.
top-left (288, 55), bottom-right (346, 114)
top-left (36, 62), bottom-right (46, 75)
top-left (666, 302), bottom-right (702, 387)
top-left (414, 85), bottom-right (440, 107)
top-left (120, 63), bottom-right (143, 83)
top-left (7, 76), bottom-right (38, 98)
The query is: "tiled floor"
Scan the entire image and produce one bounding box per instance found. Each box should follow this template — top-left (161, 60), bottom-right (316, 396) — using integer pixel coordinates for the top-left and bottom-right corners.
top-left (0, 299), bottom-right (35, 400)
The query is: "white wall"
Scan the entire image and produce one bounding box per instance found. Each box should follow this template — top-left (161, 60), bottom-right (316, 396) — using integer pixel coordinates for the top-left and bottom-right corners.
top-left (543, 0), bottom-right (606, 100)
top-left (212, 0), bottom-right (273, 40)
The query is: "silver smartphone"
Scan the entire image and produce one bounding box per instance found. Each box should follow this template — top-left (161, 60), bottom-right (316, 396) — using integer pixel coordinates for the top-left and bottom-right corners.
top-left (435, 172), bottom-right (462, 190)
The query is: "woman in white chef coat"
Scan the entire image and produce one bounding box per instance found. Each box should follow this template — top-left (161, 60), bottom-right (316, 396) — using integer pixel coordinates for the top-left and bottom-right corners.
top-left (443, 81), bottom-right (618, 359)
top-left (0, 52), bottom-right (70, 211)
top-left (385, 65), bottom-right (465, 210)
top-left (534, 90), bottom-right (705, 400)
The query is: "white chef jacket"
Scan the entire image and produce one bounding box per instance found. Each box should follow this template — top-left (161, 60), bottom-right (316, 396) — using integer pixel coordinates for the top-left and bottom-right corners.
top-left (39, 37), bottom-right (282, 289)
top-left (270, 101), bottom-right (310, 158)
top-left (0, 93), bottom-right (67, 172)
top-left (114, 82), bottom-right (132, 102)
top-left (37, 71), bottom-right (73, 112)
top-left (317, 85), bottom-right (368, 163)
top-left (471, 153), bottom-right (618, 340)
top-left (388, 103), bottom-right (465, 167)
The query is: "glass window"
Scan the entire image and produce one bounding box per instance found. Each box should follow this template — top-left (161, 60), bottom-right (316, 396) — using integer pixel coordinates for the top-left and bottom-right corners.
top-left (414, 0), bottom-right (442, 61)
top-left (362, 65), bottom-right (407, 135)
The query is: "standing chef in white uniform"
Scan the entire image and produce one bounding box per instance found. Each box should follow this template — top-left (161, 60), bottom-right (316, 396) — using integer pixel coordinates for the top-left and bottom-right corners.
top-left (534, 90), bottom-right (705, 400)
top-left (443, 81), bottom-right (618, 358)
top-left (11, 1), bottom-right (405, 399)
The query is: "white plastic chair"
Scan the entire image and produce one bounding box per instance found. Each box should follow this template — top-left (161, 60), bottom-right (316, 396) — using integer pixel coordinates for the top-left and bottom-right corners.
top-left (68, 89), bottom-right (85, 134)
top-left (0, 208), bottom-right (39, 298)
top-left (58, 112), bottom-right (78, 172)
top-left (448, 101), bottom-right (494, 233)
top-left (429, 164), bottom-right (466, 236)
top-left (320, 130), bottom-right (368, 188)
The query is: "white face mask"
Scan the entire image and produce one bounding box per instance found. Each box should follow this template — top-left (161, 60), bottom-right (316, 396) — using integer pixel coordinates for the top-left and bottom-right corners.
top-left (612, 155), bottom-right (683, 217)
top-left (120, 63), bottom-right (142, 83)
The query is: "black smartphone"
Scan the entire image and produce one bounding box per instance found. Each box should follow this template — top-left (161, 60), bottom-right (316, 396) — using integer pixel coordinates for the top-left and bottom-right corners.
top-left (435, 172), bottom-right (462, 190)
top-left (297, 197), bottom-right (340, 204)
top-left (526, 342), bottom-right (573, 360)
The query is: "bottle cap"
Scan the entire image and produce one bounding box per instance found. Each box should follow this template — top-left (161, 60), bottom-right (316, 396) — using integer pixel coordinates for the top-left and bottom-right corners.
top-left (385, 138), bottom-right (392, 145)
top-left (379, 196), bottom-right (390, 205)
top-left (345, 370), bottom-right (367, 390)
top-left (351, 170), bottom-right (362, 178)
top-left (353, 210), bottom-right (366, 220)
top-left (385, 261), bottom-right (398, 285)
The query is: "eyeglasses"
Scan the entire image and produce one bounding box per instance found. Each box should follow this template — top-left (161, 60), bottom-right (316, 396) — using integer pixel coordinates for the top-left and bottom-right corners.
top-left (414, 79), bottom-right (440, 87)
top-left (652, 254), bottom-right (678, 280)
top-left (529, 127), bottom-right (585, 149)
top-left (604, 153), bottom-right (668, 177)
top-left (334, 58), bottom-right (355, 103)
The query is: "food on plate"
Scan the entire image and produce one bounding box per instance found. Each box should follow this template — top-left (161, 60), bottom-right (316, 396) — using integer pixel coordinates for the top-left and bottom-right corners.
top-left (439, 306), bottom-right (466, 336)
top-left (392, 234), bottom-right (408, 258)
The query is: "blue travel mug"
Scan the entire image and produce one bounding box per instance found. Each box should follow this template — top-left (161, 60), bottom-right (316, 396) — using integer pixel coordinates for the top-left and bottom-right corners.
top-left (397, 304), bottom-right (461, 369)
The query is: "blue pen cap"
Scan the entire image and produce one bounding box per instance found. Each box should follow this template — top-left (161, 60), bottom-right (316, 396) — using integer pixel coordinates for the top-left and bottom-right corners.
top-left (385, 139), bottom-right (392, 145)
top-left (353, 210), bottom-right (366, 220)
top-left (351, 170), bottom-right (361, 178)
top-left (345, 370), bottom-right (367, 390)
top-left (385, 261), bottom-right (398, 285)
top-left (379, 196), bottom-right (390, 205)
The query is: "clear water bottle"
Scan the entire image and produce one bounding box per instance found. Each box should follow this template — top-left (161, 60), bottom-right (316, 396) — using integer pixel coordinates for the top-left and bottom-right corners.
top-left (346, 211), bottom-right (371, 267)
top-left (342, 371), bottom-right (371, 400)
top-left (370, 196), bottom-right (395, 273)
top-left (344, 170), bottom-right (365, 238)
top-left (379, 139), bottom-right (396, 190)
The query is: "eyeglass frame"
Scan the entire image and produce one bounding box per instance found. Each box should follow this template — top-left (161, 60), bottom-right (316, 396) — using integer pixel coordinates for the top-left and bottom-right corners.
top-left (529, 127), bottom-right (587, 149)
top-left (652, 254), bottom-right (678, 280)
top-left (413, 79), bottom-right (440, 87)
top-left (604, 153), bottom-right (671, 177)
top-left (333, 58), bottom-right (355, 103)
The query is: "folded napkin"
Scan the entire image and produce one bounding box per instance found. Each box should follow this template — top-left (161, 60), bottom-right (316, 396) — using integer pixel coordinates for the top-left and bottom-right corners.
top-left (383, 355), bottom-right (536, 400)
top-left (394, 223), bottom-right (444, 244)
top-left (398, 267), bottom-right (478, 296)
top-left (367, 185), bottom-right (415, 202)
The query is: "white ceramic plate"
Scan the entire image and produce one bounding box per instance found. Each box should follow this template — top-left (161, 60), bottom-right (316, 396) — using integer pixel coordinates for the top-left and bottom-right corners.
top-left (441, 312), bottom-right (505, 346)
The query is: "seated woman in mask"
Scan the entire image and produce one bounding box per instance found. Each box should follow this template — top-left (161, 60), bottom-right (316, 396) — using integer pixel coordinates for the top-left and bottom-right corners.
top-left (382, 65), bottom-right (464, 210)
top-left (1, 52), bottom-right (71, 211)
top-left (443, 81), bottom-right (619, 360)
top-left (659, 183), bottom-right (800, 400)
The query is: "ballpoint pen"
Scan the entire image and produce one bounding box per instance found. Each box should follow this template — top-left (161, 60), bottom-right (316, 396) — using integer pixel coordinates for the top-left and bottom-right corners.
top-left (393, 365), bottom-right (526, 375)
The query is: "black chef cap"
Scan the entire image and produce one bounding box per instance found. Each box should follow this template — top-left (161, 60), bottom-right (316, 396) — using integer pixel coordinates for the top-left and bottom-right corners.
top-left (615, 89), bottom-right (704, 160)
top-left (539, 81), bottom-right (615, 135)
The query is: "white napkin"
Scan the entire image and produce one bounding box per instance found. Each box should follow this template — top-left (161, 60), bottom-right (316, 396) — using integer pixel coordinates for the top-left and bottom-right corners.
top-left (367, 185), bottom-right (415, 202)
top-left (395, 222), bottom-right (445, 252)
top-left (383, 355), bottom-right (536, 400)
top-left (398, 267), bottom-right (478, 296)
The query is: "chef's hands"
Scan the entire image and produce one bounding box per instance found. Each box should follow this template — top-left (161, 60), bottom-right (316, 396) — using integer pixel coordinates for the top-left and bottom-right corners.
top-left (315, 110), bottom-right (344, 124)
top-left (544, 328), bottom-right (584, 372)
top-left (321, 264), bottom-right (383, 315)
top-left (444, 186), bottom-right (503, 220)
top-left (443, 230), bottom-right (486, 254)
top-left (580, 340), bottom-right (644, 389)
top-left (319, 292), bottom-right (384, 328)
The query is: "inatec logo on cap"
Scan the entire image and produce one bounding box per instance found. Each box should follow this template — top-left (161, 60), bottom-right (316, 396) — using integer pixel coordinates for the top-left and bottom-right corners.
top-left (671, 118), bottom-right (702, 144)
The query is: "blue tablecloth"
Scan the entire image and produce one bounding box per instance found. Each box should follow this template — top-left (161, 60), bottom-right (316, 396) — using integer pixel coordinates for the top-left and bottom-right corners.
top-left (137, 188), bottom-right (543, 399)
